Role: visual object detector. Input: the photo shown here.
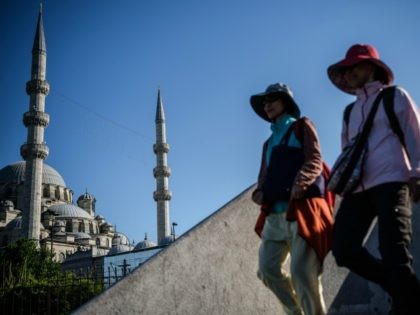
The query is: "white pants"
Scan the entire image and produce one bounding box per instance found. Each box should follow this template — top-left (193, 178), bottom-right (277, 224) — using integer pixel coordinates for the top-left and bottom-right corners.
top-left (258, 212), bottom-right (326, 315)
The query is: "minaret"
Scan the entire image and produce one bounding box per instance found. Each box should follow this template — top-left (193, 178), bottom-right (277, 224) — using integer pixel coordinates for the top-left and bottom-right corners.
top-left (20, 5), bottom-right (50, 243)
top-left (153, 89), bottom-right (172, 245)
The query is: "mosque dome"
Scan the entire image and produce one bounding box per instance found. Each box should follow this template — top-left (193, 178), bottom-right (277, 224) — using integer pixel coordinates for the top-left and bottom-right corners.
top-left (108, 232), bottom-right (132, 255)
top-left (77, 191), bottom-right (95, 202)
top-left (103, 221), bottom-right (114, 229)
top-left (95, 214), bottom-right (105, 223)
top-left (134, 234), bottom-right (157, 250)
top-left (112, 232), bottom-right (130, 246)
top-left (0, 161), bottom-right (66, 187)
top-left (134, 239), bottom-right (157, 250)
top-left (107, 244), bottom-right (132, 256)
top-left (48, 203), bottom-right (92, 219)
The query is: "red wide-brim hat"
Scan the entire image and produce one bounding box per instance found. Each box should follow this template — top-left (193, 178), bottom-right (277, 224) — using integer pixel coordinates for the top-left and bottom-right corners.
top-left (327, 44), bottom-right (394, 94)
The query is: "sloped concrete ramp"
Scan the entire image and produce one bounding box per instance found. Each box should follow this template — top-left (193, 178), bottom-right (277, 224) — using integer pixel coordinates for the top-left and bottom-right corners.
top-left (73, 185), bottom-right (420, 315)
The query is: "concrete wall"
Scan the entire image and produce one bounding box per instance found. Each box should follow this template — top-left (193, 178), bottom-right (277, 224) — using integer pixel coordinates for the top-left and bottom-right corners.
top-left (73, 185), bottom-right (420, 315)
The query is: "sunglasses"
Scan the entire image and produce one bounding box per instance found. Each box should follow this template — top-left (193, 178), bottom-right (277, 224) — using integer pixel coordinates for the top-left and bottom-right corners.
top-left (263, 97), bottom-right (281, 105)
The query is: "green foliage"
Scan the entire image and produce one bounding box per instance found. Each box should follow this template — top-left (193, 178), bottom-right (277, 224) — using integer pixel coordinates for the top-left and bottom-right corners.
top-left (0, 275), bottom-right (103, 315)
top-left (0, 238), bottom-right (61, 287)
top-left (0, 239), bottom-right (104, 314)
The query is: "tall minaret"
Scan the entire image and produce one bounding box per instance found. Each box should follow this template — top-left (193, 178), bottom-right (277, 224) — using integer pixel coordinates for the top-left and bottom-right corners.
top-left (21, 5), bottom-right (50, 243)
top-left (153, 89), bottom-right (172, 245)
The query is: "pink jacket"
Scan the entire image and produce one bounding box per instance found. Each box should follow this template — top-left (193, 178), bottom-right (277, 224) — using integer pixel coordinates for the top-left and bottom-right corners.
top-left (342, 81), bottom-right (420, 191)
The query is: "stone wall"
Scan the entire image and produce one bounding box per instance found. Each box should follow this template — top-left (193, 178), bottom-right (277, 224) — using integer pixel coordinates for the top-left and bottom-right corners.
top-left (73, 185), bottom-right (420, 315)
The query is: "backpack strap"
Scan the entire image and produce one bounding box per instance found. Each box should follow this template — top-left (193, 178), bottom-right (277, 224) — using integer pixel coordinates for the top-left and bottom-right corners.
top-left (382, 86), bottom-right (408, 156)
top-left (343, 86), bottom-right (406, 149)
top-left (293, 117), bottom-right (336, 209)
top-left (293, 117), bottom-right (305, 143)
top-left (343, 86), bottom-right (396, 127)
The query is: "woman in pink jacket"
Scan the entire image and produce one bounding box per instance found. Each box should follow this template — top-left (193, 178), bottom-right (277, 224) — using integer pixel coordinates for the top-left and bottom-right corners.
top-left (328, 44), bottom-right (420, 315)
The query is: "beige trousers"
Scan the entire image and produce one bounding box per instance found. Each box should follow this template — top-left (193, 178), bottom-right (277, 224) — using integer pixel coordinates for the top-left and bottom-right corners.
top-left (258, 212), bottom-right (326, 315)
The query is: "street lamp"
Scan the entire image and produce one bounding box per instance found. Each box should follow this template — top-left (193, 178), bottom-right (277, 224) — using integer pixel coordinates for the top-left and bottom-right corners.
top-left (43, 209), bottom-right (56, 259)
top-left (171, 222), bottom-right (178, 241)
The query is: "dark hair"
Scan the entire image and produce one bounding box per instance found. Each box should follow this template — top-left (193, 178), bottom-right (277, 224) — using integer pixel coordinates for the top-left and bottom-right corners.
top-left (278, 93), bottom-right (295, 114)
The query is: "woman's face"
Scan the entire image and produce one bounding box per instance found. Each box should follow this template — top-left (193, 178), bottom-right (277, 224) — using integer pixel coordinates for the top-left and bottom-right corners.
top-left (343, 61), bottom-right (376, 89)
top-left (263, 95), bottom-right (286, 121)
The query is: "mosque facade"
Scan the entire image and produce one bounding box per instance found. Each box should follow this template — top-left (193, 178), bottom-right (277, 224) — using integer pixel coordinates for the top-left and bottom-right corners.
top-left (0, 7), bottom-right (173, 264)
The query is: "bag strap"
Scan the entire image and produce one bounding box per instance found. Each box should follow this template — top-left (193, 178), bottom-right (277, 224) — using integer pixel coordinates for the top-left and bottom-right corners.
top-left (293, 117), bottom-right (336, 209)
top-left (343, 86), bottom-right (406, 149)
top-left (358, 88), bottom-right (389, 140)
top-left (339, 87), bottom-right (393, 184)
top-left (382, 86), bottom-right (409, 158)
top-left (345, 87), bottom-right (395, 142)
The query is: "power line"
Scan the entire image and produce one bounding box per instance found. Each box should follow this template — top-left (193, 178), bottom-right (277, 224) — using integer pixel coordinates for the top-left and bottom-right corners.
top-left (49, 89), bottom-right (153, 167)
top-left (51, 89), bottom-right (147, 141)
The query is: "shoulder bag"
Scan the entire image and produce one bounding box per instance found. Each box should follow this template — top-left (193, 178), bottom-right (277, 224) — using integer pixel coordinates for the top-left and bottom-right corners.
top-left (327, 87), bottom-right (395, 196)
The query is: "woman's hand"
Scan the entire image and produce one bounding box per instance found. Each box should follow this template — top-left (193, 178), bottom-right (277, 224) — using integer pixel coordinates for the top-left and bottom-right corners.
top-left (252, 190), bottom-right (264, 205)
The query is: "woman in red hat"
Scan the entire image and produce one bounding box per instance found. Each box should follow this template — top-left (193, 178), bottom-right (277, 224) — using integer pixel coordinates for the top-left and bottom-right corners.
top-left (328, 44), bottom-right (420, 315)
top-left (250, 82), bottom-right (333, 315)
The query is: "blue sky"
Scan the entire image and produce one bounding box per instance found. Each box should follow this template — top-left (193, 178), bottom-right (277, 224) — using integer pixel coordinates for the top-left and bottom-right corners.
top-left (1, 0), bottom-right (419, 245)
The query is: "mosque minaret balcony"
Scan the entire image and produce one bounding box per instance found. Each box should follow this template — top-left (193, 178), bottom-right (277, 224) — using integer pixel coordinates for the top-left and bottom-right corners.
top-left (20, 142), bottom-right (49, 160)
top-left (153, 166), bottom-right (171, 178)
top-left (153, 143), bottom-right (170, 154)
top-left (23, 111), bottom-right (50, 127)
top-left (26, 79), bottom-right (50, 95)
top-left (153, 190), bottom-right (172, 201)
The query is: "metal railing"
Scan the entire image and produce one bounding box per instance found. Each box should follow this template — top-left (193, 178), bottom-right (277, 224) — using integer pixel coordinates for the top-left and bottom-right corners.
top-left (0, 272), bottom-right (118, 315)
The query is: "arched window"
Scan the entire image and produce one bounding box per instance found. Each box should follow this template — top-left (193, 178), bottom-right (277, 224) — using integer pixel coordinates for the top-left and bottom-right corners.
top-left (43, 186), bottom-right (49, 198)
top-left (96, 238), bottom-right (100, 246)
top-left (106, 238), bottom-right (110, 248)
top-left (66, 220), bottom-right (72, 232)
top-left (79, 221), bottom-right (85, 232)
top-left (89, 223), bottom-right (94, 234)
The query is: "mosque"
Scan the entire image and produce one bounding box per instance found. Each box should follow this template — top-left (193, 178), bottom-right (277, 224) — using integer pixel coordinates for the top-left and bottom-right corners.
top-left (0, 7), bottom-right (173, 265)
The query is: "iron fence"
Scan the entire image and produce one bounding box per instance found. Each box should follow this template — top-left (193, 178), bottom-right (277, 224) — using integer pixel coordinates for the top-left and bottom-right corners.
top-left (0, 273), bottom-right (119, 315)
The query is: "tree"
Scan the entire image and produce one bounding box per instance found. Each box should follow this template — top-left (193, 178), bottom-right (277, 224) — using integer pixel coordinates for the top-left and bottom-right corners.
top-left (0, 238), bottom-right (60, 287)
top-left (0, 239), bottom-right (103, 314)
